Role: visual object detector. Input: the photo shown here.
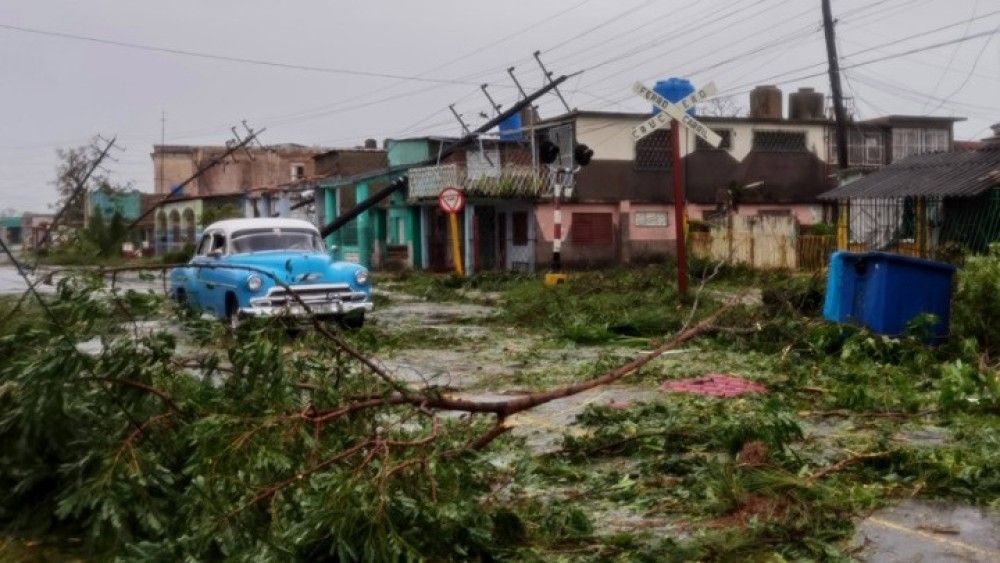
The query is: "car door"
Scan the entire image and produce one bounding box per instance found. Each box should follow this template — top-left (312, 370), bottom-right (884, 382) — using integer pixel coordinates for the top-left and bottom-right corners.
top-left (185, 233), bottom-right (214, 305)
top-left (196, 231), bottom-right (229, 317)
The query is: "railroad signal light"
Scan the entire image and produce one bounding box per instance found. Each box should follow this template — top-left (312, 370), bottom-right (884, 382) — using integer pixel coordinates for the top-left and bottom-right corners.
top-left (573, 143), bottom-right (594, 166)
top-left (539, 139), bottom-right (560, 165)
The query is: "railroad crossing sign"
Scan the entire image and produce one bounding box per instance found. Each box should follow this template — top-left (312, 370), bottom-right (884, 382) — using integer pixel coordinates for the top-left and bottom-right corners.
top-left (631, 81), bottom-right (722, 148)
top-left (437, 186), bottom-right (465, 214)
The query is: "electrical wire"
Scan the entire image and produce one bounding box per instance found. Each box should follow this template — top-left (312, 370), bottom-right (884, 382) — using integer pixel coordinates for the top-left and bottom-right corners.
top-left (0, 22), bottom-right (505, 87)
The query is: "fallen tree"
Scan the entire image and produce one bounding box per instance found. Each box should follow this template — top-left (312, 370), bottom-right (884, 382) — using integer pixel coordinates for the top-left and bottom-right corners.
top-left (0, 264), bottom-right (736, 560)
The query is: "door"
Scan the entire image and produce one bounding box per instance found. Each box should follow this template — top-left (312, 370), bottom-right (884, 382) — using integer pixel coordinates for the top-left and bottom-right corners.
top-left (196, 231), bottom-right (229, 316)
top-left (507, 208), bottom-right (533, 273)
top-left (475, 205), bottom-right (497, 272)
top-left (428, 207), bottom-right (451, 272)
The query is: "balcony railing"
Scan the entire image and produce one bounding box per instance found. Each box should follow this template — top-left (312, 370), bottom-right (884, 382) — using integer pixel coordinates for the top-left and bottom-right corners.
top-left (407, 163), bottom-right (550, 201)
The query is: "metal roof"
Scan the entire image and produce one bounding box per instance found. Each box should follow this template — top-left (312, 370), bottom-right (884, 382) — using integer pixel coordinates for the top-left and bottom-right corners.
top-left (820, 146), bottom-right (1000, 200)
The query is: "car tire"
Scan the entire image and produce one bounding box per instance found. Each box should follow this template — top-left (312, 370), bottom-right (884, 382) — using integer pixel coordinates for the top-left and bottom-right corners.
top-left (225, 294), bottom-right (243, 330)
top-left (339, 312), bottom-right (365, 330)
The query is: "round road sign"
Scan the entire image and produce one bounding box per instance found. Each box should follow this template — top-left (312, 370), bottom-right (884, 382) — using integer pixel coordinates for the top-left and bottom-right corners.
top-left (438, 186), bottom-right (465, 214)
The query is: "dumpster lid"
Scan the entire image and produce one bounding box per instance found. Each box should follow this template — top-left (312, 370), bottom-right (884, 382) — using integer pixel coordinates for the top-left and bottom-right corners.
top-left (833, 251), bottom-right (957, 273)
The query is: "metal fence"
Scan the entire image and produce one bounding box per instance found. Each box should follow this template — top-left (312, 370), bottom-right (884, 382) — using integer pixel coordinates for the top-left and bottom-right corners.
top-left (845, 191), bottom-right (1000, 260)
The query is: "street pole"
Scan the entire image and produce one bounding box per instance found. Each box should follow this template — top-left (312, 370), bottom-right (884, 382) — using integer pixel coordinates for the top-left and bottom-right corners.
top-left (670, 121), bottom-right (688, 298)
top-left (822, 0), bottom-right (851, 250)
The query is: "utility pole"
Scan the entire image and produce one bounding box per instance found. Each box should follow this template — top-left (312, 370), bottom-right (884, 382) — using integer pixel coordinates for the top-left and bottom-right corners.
top-left (321, 73), bottom-right (574, 238)
top-left (822, 0), bottom-right (849, 170)
top-left (822, 0), bottom-right (851, 250)
top-left (38, 136), bottom-right (119, 249)
top-left (127, 124), bottom-right (265, 232)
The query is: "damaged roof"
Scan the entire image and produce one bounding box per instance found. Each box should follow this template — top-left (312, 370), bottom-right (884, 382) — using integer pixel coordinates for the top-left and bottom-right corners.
top-left (820, 146), bottom-right (1000, 200)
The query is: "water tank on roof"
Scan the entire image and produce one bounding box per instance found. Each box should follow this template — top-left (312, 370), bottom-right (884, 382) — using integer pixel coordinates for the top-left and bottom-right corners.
top-left (750, 85), bottom-right (782, 119)
top-left (652, 78), bottom-right (696, 115)
top-left (498, 112), bottom-right (523, 141)
top-left (789, 87), bottom-right (825, 120)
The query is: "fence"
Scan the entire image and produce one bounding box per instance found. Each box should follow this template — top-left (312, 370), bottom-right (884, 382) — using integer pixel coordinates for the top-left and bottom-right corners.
top-left (690, 214), bottom-right (835, 271)
top-left (845, 193), bottom-right (1000, 261)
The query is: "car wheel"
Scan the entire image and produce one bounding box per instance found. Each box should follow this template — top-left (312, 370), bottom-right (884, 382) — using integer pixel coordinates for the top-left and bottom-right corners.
top-left (339, 312), bottom-right (365, 330)
top-left (225, 294), bottom-right (243, 330)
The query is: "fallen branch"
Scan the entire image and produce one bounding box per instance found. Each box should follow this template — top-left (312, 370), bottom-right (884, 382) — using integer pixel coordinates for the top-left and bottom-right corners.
top-left (807, 450), bottom-right (893, 483)
top-left (305, 298), bottom-right (739, 448)
top-left (78, 376), bottom-right (182, 413)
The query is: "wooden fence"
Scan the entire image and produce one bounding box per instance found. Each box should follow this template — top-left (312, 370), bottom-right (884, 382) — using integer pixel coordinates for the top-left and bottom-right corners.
top-left (690, 215), bottom-right (835, 271)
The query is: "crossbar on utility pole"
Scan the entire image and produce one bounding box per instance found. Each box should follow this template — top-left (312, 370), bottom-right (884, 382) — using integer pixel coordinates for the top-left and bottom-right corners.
top-left (320, 72), bottom-right (575, 238)
top-left (128, 126), bottom-right (266, 231)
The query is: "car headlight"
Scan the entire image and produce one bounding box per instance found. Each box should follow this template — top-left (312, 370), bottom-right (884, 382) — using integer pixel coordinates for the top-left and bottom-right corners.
top-left (246, 274), bottom-right (263, 292)
top-left (354, 269), bottom-right (370, 285)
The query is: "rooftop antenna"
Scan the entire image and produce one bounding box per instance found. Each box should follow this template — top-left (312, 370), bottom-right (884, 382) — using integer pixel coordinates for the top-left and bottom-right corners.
top-left (533, 51), bottom-right (572, 113)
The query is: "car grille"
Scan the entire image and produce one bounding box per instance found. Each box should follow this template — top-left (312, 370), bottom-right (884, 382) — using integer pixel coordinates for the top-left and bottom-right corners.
top-left (255, 284), bottom-right (367, 306)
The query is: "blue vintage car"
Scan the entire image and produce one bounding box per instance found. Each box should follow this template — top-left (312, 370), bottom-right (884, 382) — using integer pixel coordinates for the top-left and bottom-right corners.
top-left (169, 218), bottom-right (372, 328)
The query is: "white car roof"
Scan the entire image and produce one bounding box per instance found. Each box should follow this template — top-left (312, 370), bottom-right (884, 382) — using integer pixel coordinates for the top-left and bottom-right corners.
top-left (205, 218), bottom-right (320, 236)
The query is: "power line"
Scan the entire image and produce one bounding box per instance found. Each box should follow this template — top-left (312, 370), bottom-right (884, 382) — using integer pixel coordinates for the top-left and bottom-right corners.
top-left (923, 21), bottom-right (1000, 115)
top-left (0, 22), bottom-right (502, 86)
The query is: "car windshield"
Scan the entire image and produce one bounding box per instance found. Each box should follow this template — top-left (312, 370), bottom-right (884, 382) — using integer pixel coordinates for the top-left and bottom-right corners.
top-left (230, 228), bottom-right (324, 254)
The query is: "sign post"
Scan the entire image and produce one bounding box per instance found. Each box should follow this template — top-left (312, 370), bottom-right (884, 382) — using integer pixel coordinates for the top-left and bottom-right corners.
top-left (631, 81), bottom-right (721, 299)
top-left (438, 186), bottom-right (466, 276)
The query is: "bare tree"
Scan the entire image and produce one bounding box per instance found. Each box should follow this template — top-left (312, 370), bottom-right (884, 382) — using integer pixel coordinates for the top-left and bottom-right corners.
top-left (700, 96), bottom-right (744, 117)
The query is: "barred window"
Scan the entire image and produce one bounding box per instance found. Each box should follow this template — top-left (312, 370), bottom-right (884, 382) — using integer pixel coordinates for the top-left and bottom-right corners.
top-left (634, 129), bottom-right (671, 171)
top-left (752, 130), bottom-right (807, 152)
top-left (892, 128), bottom-right (949, 161)
top-left (696, 129), bottom-right (732, 150)
top-left (571, 213), bottom-right (614, 245)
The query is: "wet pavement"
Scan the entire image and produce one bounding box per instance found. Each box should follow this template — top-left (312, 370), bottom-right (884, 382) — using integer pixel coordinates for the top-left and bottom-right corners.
top-left (852, 500), bottom-right (1000, 562)
top-left (0, 265), bottom-right (167, 296)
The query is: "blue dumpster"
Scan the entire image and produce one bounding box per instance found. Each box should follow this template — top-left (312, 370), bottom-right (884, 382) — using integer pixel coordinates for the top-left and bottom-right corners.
top-left (823, 252), bottom-right (957, 340)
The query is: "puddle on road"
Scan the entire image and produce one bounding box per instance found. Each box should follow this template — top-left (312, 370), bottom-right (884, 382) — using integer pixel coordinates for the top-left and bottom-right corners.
top-left (852, 499), bottom-right (1000, 562)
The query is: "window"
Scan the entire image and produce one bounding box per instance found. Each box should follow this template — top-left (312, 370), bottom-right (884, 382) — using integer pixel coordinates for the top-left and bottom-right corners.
top-left (752, 130), bottom-right (807, 152)
top-left (230, 228), bottom-right (323, 254)
top-left (511, 211), bottom-right (528, 246)
top-left (210, 232), bottom-right (227, 254)
top-left (290, 163), bottom-right (306, 181)
top-left (634, 129), bottom-right (671, 171)
top-left (196, 233), bottom-right (213, 256)
top-left (696, 129), bottom-right (732, 150)
top-left (892, 128), bottom-right (949, 161)
top-left (844, 130), bottom-right (884, 166)
top-left (571, 213), bottom-right (613, 245)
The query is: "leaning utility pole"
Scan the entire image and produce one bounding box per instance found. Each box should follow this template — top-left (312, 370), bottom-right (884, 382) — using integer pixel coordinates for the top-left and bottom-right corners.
top-left (320, 73), bottom-right (574, 238)
top-left (822, 0), bottom-right (849, 170)
top-left (127, 125), bottom-right (265, 231)
top-left (822, 0), bottom-right (852, 249)
top-left (38, 136), bottom-right (119, 249)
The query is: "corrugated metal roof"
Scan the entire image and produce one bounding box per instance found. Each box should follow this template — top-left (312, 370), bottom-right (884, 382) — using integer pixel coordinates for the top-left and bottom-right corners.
top-left (820, 146), bottom-right (1000, 199)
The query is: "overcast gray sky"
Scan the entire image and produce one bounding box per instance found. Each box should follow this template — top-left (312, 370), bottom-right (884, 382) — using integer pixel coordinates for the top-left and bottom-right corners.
top-left (1, 0), bottom-right (997, 213)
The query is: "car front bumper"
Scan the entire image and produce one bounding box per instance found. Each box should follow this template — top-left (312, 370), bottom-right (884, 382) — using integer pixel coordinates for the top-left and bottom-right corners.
top-left (240, 300), bottom-right (373, 318)
top-left (242, 283), bottom-right (372, 318)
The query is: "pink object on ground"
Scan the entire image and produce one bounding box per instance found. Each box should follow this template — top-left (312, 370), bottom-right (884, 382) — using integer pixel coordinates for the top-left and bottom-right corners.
top-left (660, 373), bottom-right (768, 398)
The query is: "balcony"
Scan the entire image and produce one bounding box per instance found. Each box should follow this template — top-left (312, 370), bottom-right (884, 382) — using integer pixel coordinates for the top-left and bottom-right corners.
top-left (407, 163), bottom-right (550, 201)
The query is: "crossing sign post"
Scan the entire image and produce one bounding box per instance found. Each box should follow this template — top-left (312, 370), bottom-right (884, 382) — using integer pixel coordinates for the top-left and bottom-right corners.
top-left (438, 187), bottom-right (466, 276)
top-left (631, 80), bottom-right (721, 298)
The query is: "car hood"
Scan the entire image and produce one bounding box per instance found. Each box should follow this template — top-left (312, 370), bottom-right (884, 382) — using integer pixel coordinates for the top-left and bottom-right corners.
top-left (224, 252), bottom-right (357, 283)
